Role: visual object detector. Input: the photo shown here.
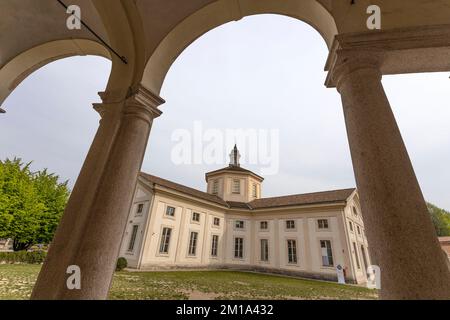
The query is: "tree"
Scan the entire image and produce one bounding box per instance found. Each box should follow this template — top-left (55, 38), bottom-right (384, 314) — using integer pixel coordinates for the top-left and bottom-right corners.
top-left (33, 169), bottom-right (69, 245)
top-left (427, 203), bottom-right (450, 237)
top-left (0, 158), bottom-right (69, 251)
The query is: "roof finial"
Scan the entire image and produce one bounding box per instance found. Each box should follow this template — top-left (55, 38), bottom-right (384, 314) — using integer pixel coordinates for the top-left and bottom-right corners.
top-left (229, 144), bottom-right (241, 167)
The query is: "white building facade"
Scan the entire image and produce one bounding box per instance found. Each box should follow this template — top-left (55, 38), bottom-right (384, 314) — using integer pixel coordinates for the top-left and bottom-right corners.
top-left (119, 147), bottom-right (371, 284)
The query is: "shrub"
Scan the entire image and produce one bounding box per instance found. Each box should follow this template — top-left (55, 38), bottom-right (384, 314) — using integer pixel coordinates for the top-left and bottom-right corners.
top-left (116, 257), bottom-right (128, 271)
top-left (0, 250), bottom-right (47, 264)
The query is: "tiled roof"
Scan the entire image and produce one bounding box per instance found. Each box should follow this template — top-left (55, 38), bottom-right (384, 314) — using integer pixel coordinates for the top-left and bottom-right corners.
top-left (140, 172), bottom-right (355, 210)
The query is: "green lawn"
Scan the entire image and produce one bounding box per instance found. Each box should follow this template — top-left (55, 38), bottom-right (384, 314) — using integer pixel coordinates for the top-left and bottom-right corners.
top-left (0, 264), bottom-right (377, 300)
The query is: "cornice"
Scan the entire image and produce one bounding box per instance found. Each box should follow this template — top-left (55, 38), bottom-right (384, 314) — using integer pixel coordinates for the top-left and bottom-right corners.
top-left (126, 84), bottom-right (166, 109)
top-left (227, 202), bottom-right (347, 215)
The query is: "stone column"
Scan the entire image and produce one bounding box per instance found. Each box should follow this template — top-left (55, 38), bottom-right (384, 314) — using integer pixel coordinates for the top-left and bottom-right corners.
top-left (332, 50), bottom-right (450, 299)
top-left (32, 85), bottom-right (163, 300)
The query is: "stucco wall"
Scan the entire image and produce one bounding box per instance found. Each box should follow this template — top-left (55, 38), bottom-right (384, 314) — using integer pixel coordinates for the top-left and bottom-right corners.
top-left (135, 191), bottom-right (227, 268)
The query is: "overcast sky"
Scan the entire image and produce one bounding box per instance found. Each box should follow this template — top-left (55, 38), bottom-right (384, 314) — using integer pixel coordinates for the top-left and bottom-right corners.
top-left (1, 14), bottom-right (449, 210)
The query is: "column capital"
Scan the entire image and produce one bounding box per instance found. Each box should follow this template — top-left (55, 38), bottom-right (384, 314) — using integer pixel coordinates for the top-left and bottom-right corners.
top-left (126, 84), bottom-right (165, 108)
top-left (325, 48), bottom-right (384, 91)
top-left (93, 85), bottom-right (165, 122)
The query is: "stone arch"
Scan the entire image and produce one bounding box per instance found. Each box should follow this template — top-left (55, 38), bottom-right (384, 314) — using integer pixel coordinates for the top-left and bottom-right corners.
top-left (142, 0), bottom-right (337, 94)
top-left (0, 39), bottom-right (111, 107)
